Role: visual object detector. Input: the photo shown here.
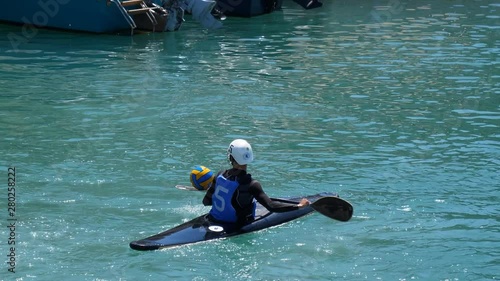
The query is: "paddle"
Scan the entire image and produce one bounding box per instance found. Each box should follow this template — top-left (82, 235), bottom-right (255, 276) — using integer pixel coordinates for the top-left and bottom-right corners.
top-left (175, 185), bottom-right (199, 191)
top-left (310, 196), bottom-right (353, 222)
top-left (273, 196), bottom-right (353, 222)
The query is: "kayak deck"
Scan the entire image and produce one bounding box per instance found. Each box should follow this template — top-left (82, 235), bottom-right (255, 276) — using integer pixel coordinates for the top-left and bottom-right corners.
top-left (130, 193), bottom-right (336, 250)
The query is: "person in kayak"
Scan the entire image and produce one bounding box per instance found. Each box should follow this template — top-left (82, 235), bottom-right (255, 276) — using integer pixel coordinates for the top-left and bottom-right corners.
top-left (202, 139), bottom-right (310, 225)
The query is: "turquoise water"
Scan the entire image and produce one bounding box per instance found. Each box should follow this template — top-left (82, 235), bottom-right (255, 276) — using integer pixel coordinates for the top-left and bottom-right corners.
top-left (1, 0), bottom-right (499, 280)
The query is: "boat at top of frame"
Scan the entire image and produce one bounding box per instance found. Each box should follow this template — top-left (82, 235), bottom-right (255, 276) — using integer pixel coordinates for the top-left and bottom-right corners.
top-left (0, 0), bottom-right (223, 34)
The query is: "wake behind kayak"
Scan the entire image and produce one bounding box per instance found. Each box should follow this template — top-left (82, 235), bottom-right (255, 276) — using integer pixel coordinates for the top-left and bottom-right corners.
top-left (130, 192), bottom-right (352, 251)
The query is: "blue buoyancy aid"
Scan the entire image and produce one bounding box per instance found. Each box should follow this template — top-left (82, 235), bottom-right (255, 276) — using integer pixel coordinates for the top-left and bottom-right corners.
top-left (209, 174), bottom-right (239, 223)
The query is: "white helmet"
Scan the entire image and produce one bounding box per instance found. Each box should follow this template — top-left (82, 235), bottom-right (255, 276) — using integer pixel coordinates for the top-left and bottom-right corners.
top-left (227, 139), bottom-right (254, 165)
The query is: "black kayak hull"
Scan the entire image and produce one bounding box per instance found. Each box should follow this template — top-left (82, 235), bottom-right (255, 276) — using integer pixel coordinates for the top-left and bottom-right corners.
top-left (130, 193), bottom-right (335, 250)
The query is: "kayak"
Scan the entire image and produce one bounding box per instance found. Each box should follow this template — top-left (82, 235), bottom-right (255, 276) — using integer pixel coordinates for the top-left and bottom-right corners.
top-left (129, 192), bottom-right (352, 251)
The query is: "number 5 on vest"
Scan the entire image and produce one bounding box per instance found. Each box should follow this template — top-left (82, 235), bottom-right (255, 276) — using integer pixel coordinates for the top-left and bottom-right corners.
top-left (213, 186), bottom-right (229, 212)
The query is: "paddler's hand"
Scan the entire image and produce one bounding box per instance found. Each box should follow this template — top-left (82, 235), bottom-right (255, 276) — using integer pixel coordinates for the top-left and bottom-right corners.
top-left (297, 198), bottom-right (310, 208)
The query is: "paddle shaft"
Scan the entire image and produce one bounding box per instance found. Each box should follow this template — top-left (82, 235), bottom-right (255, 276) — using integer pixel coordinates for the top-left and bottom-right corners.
top-left (175, 185), bottom-right (353, 222)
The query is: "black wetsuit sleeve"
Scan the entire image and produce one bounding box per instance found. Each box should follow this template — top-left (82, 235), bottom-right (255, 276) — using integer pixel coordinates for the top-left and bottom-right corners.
top-left (202, 171), bottom-right (219, 206)
top-left (249, 181), bottom-right (299, 212)
top-left (202, 185), bottom-right (214, 206)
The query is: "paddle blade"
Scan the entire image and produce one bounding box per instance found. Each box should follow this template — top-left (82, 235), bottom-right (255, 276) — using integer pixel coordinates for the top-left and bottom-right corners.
top-left (175, 185), bottom-right (202, 191)
top-left (312, 197), bottom-right (353, 222)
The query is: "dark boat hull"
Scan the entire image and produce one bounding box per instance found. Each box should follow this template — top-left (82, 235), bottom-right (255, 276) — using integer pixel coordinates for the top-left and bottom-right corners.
top-left (215, 0), bottom-right (284, 17)
top-left (130, 193), bottom-right (334, 250)
top-left (0, 1), bottom-right (131, 33)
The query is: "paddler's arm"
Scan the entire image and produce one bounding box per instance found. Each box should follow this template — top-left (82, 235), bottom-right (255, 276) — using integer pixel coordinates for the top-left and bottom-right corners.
top-left (202, 174), bottom-right (218, 206)
top-left (203, 180), bottom-right (215, 206)
top-left (202, 186), bottom-right (213, 206)
top-left (250, 181), bottom-right (309, 212)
